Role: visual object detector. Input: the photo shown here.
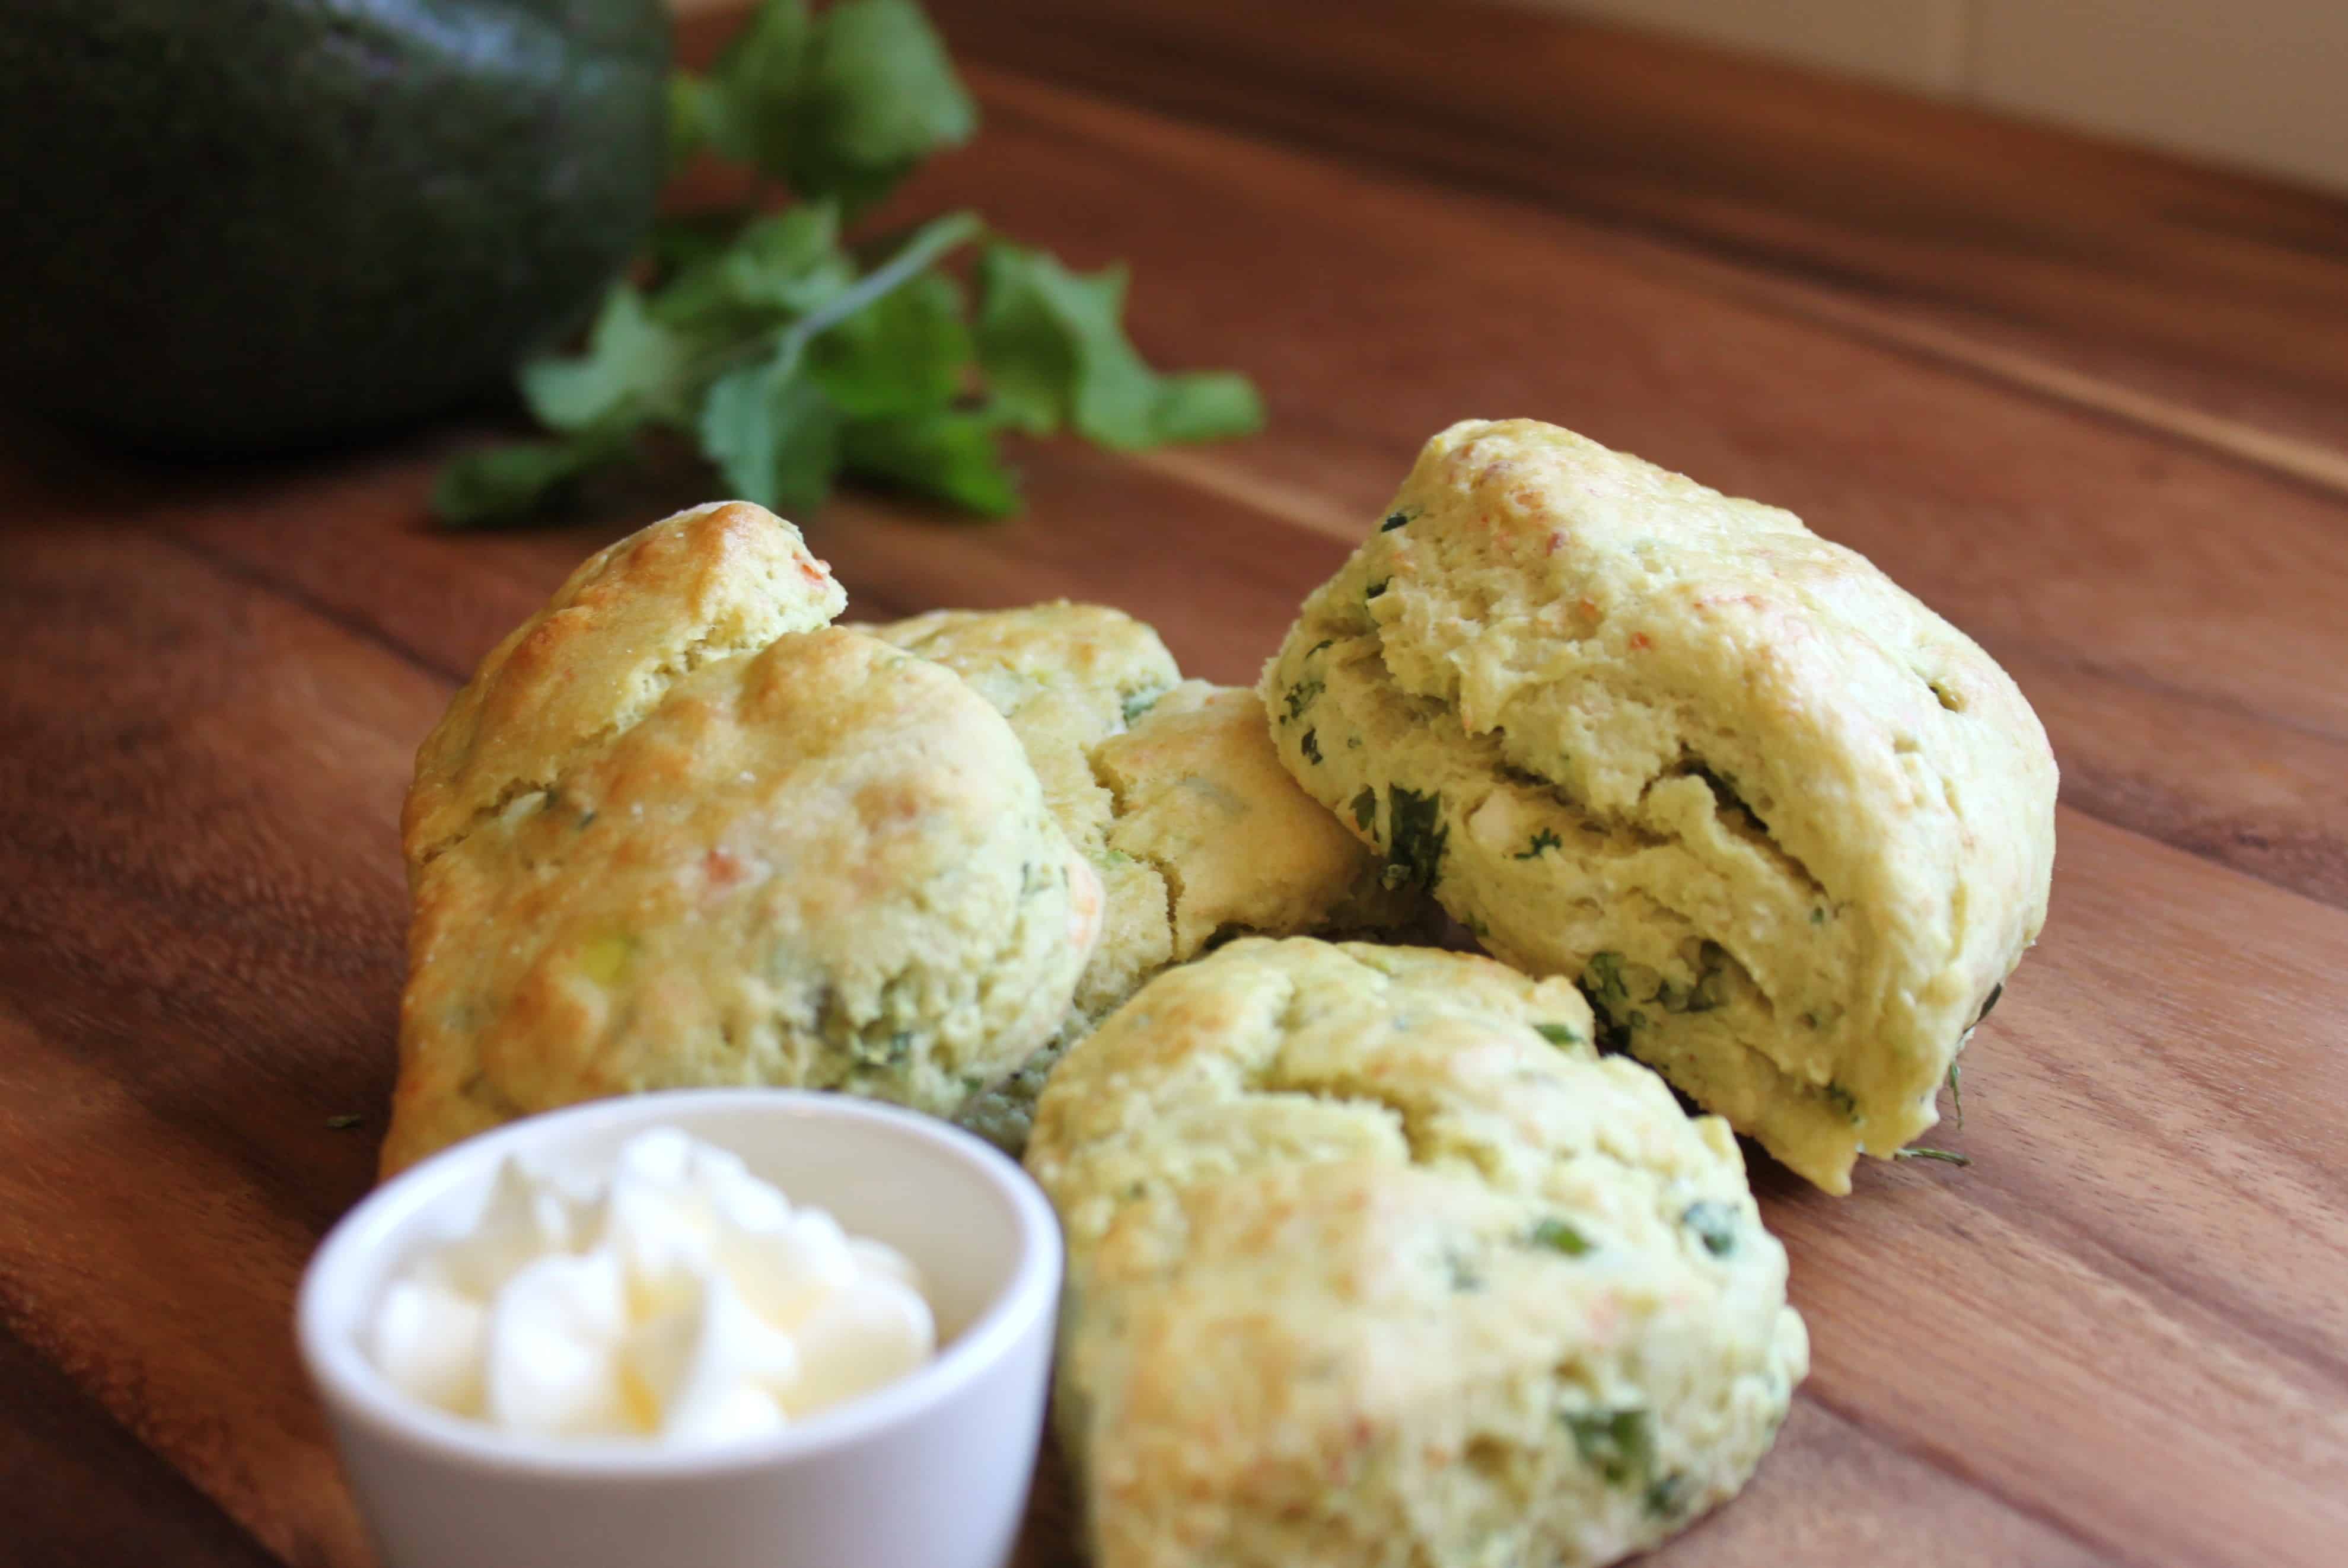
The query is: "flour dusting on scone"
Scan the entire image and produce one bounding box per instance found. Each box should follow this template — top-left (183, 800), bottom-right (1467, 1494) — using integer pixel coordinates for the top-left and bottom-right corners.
top-left (381, 505), bottom-right (1097, 1177)
top-left (1261, 420), bottom-right (2057, 1193)
top-left (1028, 938), bottom-right (1807, 1568)
top-left (865, 605), bottom-right (1413, 1150)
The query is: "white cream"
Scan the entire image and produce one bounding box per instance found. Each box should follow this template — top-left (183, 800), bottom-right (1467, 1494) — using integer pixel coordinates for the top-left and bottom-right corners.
top-left (368, 1127), bottom-right (935, 1445)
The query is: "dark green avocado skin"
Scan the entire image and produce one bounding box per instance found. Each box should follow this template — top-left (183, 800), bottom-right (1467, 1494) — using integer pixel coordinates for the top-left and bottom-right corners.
top-left (0, 0), bottom-right (669, 452)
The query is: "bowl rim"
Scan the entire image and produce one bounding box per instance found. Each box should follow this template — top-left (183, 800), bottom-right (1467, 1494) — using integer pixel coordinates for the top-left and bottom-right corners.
top-left (297, 1088), bottom-right (1062, 1480)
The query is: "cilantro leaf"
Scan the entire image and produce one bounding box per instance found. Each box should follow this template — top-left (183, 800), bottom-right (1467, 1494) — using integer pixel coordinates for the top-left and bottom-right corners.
top-left (699, 346), bottom-right (842, 511)
top-left (1680, 1201), bottom-right (1740, 1257)
top-left (700, 0), bottom-right (814, 171)
top-left (696, 0), bottom-right (973, 213)
top-left (520, 287), bottom-right (692, 431)
top-left (786, 0), bottom-right (977, 212)
top-left (813, 271), bottom-right (970, 418)
top-left (1565, 1408), bottom-right (1656, 1489)
top-left (976, 243), bottom-right (1265, 449)
top-left (1148, 369), bottom-right (1268, 443)
top-left (435, 0), bottom-right (1260, 528)
top-left (667, 73), bottom-right (727, 172)
top-left (1380, 786), bottom-right (1447, 893)
top-left (654, 205), bottom-right (853, 333)
top-left (1528, 1218), bottom-right (1593, 1256)
top-left (432, 426), bottom-right (633, 527)
top-left (842, 409), bottom-right (1018, 515)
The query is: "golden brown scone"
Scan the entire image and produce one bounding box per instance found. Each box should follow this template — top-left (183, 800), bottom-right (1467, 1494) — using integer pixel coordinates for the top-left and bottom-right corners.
top-left (1261, 420), bottom-right (2058, 1191)
top-left (1095, 681), bottom-right (1404, 958)
top-left (864, 606), bottom-right (1410, 1150)
top-left (1028, 938), bottom-right (1807, 1568)
top-left (382, 506), bottom-right (1098, 1176)
top-left (864, 604), bottom-right (1182, 1022)
top-left (403, 499), bottom-right (846, 878)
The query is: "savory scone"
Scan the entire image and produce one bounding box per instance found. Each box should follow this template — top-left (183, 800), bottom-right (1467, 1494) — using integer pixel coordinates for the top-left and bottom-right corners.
top-left (1028, 938), bottom-right (1807, 1568)
top-left (403, 499), bottom-right (848, 881)
top-left (381, 504), bottom-right (1100, 1176)
top-left (1260, 420), bottom-right (2057, 1193)
top-left (865, 607), bottom-right (1409, 1151)
top-left (1094, 681), bottom-right (1404, 959)
top-left (866, 604), bottom-right (1183, 1022)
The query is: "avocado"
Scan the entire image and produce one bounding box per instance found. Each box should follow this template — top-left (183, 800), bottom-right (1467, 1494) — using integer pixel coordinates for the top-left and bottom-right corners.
top-left (0, 0), bottom-right (670, 452)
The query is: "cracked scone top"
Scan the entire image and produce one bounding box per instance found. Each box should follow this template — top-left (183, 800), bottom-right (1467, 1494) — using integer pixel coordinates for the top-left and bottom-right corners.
top-left (381, 503), bottom-right (1100, 1177)
top-left (866, 605), bottom-right (1408, 1149)
top-left (1027, 938), bottom-right (1807, 1568)
top-left (1260, 420), bottom-right (2057, 1192)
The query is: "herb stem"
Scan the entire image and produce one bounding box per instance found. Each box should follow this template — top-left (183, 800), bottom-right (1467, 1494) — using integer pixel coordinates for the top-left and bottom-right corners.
top-left (681, 209), bottom-right (986, 394)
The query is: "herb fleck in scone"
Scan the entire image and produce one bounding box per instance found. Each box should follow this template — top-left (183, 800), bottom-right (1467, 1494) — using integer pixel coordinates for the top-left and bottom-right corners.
top-left (1027, 938), bottom-right (1807, 1568)
top-left (1261, 420), bottom-right (2058, 1192)
top-left (866, 606), bottom-right (1409, 1150)
top-left (381, 503), bottom-right (1100, 1177)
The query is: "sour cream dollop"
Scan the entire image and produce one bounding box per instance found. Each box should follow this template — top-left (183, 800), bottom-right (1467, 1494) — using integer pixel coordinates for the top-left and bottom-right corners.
top-left (367, 1127), bottom-right (935, 1445)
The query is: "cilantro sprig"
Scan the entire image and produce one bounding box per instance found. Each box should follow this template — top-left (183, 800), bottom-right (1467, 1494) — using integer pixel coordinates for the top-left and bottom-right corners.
top-left (435, 0), bottom-right (1264, 527)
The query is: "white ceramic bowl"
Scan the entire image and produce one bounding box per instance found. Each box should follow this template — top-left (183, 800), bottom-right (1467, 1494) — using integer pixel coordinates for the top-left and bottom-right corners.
top-left (298, 1090), bottom-right (1062, 1568)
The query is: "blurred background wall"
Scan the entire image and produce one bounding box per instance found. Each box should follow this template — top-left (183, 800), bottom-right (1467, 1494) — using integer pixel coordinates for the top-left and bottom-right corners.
top-left (667, 0), bottom-right (2344, 196)
top-left (1504, 0), bottom-right (2346, 195)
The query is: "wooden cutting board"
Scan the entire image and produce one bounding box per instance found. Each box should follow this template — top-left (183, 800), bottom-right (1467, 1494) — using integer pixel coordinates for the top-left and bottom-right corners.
top-left (5, 4), bottom-right (2347, 1564)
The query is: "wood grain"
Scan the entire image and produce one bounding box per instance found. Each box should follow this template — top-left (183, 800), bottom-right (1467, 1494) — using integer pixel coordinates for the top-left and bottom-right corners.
top-left (4, 3), bottom-right (2347, 1566)
top-left (923, 0), bottom-right (2348, 467)
top-left (0, 1320), bottom-right (282, 1568)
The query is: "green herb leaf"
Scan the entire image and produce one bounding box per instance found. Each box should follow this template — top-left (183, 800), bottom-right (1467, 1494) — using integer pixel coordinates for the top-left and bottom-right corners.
top-left (812, 270), bottom-right (970, 418)
top-left (1299, 729), bottom-right (1322, 764)
top-left (1896, 1146), bottom-right (1973, 1167)
top-left (1681, 1200), bottom-right (1740, 1257)
top-left (1515, 828), bottom-right (1562, 860)
top-left (785, 0), bottom-right (977, 212)
top-left (1565, 1408), bottom-right (1655, 1488)
top-left (1280, 678), bottom-right (1322, 723)
top-left (1946, 1060), bottom-right (1964, 1127)
top-left (1533, 1022), bottom-right (1581, 1047)
top-left (520, 286), bottom-right (693, 432)
top-left (432, 427), bottom-right (634, 527)
top-left (699, 0), bottom-right (813, 172)
top-left (1659, 940), bottom-right (1728, 1014)
top-left (840, 409), bottom-right (1018, 515)
top-left (435, 0), bottom-right (1260, 527)
top-left (1380, 786), bottom-right (1446, 893)
top-left (325, 1113), bottom-right (365, 1132)
top-left (666, 74), bottom-right (727, 173)
top-left (1350, 786), bottom-right (1378, 831)
top-left (655, 205), bottom-right (853, 333)
top-left (977, 243), bottom-right (1266, 448)
top-left (1528, 1218), bottom-right (1592, 1256)
top-left (1584, 951), bottom-right (1630, 1012)
top-left (699, 0), bottom-right (973, 213)
top-left (1645, 1471), bottom-right (1692, 1520)
top-left (699, 347), bottom-right (842, 511)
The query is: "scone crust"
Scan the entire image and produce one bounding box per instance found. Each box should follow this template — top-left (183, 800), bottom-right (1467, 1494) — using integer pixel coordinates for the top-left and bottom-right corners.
top-left (865, 603), bottom-right (1183, 1020)
top-left (384, 519), bottom-right (1094, 1177)
top-left (865, 607), bottom-right (1407, 1151)
top-left (404, 501), bottom-right (847, 877)
top-left (1028, 938), bottom-right (1806, 1568)
top-left (1260, 420), bottom-right (2057, 1191)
